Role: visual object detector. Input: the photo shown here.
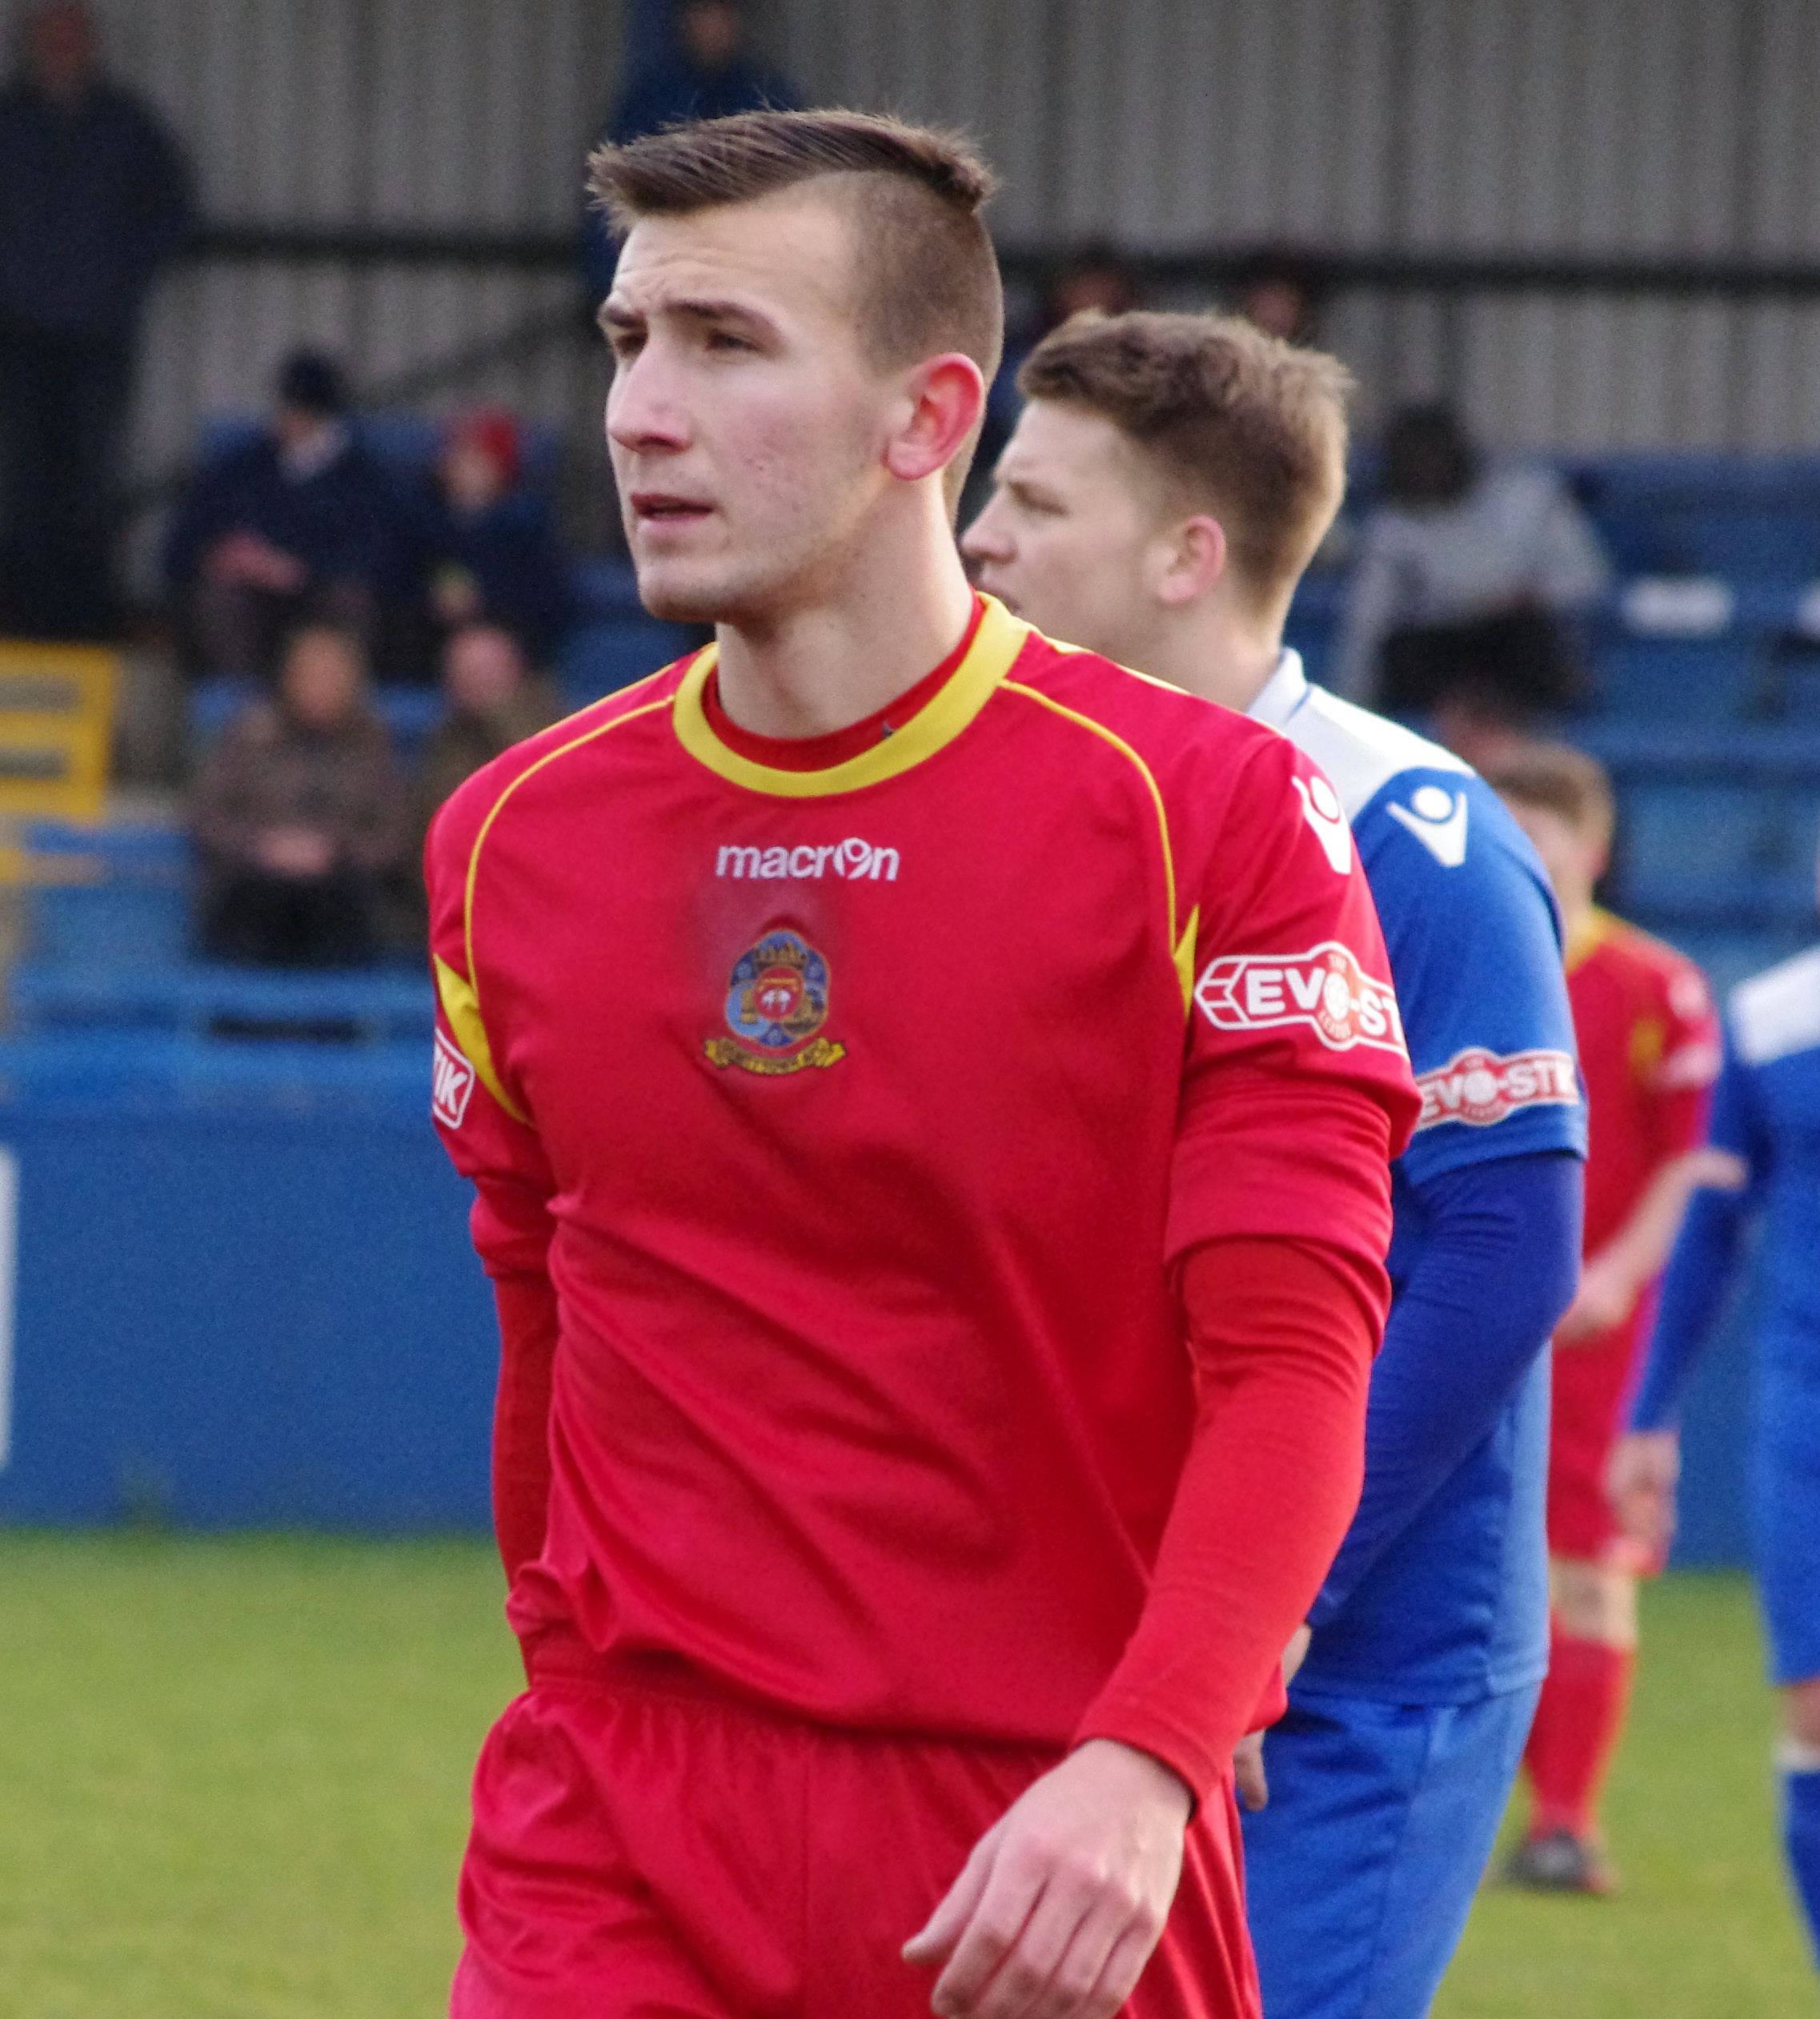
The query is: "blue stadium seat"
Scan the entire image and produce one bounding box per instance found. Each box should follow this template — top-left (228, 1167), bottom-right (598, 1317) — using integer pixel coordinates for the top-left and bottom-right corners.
top-left (1589, 634), bottom-right (1764, 723)
top-left (559, 620), bottom-right (703, 708)
top-left (8, 961), bottom-right (434, 1040)
top-left (189, 676), bottom-right (443, 755)
top-left (0, 1025), bottom-right (431, 1114)
top-left (25, 821), bottom-right (192, 966)
top-left (197, 411), bottom-right (562, 492)
top-left (1611, 777), bottom-right (1816, 925)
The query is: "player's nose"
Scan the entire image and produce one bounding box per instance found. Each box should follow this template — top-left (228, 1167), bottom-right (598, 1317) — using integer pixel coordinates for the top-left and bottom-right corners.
top-left (606, 352), bottom-right (692, 455)
top-left (960, 496), bottom-right (1012, 565)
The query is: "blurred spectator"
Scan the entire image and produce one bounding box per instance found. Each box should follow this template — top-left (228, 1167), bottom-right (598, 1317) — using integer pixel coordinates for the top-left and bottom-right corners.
top-left (407, 409), bottom-right (571, 672)
top-left (191, 624), bottom-right (406, 967)
top-left (1333, 401), bottom-right (1610, 729)
top-left (163, 350), bottom-right (410, 680)
top-left (0, 1), bottom-right (193, 639)
top-left (414, 622), bottom-right (561, 849)
top-left (1233, 247), bottom-right (1324, 346)
top-left (583, 1), bottom-right (800, 299)
top-left (1040, 247), bottom-right (1142, 331)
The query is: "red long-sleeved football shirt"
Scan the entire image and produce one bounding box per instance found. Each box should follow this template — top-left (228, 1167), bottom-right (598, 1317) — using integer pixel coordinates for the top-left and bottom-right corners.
top-left (427, 596), bottom-right (1419, 1799)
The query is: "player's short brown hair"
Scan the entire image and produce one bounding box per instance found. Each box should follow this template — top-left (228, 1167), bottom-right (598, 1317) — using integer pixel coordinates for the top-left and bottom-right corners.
top-left (1485, 741), bottom-right (1615, 845)
top-left (1017, 311), bottom-right (1352, 616)
top-left (587, 109), bottom-right (1004, 389)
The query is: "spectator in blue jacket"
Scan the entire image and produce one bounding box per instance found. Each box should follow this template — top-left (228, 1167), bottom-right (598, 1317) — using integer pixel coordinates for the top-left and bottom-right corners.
top-left (164, 350), bottom-right (411, 680)
top-left (407, 409), bottom-right (571, 671)
top-left (0, 2), bottom-right (193, 639)
top-left (583, 1), bottom-right (799, 301)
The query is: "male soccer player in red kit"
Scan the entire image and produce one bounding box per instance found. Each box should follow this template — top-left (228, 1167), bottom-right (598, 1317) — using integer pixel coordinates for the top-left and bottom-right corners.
top-left (1490, 745), bottom-right (1720, 1890)
top-left (426, 110), bottom-right (1417, 2019)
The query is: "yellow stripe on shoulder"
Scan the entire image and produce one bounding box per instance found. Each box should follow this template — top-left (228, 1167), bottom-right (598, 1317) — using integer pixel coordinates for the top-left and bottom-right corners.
top-left (1174, 905), bottom-right (1200, 1017)
top-left (434, 954), bottom-right (529, 1125)
top-left (462, 681), bottom-right (680, 1023)
top-left (455, 662), bottom-right (692, 1117)
top-left (1000, 679), bottom-right (1182, 995)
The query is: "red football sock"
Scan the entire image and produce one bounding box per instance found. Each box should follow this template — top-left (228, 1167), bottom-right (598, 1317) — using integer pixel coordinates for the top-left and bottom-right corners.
top-left (1524, 1625), bottom-right (1635, 1840)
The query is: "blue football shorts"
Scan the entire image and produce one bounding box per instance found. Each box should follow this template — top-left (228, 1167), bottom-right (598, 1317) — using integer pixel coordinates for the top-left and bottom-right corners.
top-left (1240, 1682), bottom-right (1540, 2019)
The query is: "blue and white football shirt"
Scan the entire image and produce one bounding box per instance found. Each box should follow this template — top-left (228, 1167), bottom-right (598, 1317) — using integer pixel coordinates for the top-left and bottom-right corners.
top-left (1252, 652), bottom-right (1588, 1701)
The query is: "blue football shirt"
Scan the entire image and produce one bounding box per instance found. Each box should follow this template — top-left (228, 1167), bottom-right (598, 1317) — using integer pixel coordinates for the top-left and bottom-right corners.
top-left (1252, 653), bottom-right (1588, 1701)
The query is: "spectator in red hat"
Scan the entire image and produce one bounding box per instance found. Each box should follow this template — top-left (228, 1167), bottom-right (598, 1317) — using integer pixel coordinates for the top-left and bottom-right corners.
top-left (407, 406), bottom-right (571, 672)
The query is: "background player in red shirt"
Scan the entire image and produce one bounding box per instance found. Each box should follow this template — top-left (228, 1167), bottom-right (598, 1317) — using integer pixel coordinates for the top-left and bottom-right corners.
top-left (426, 111), bottom-right (1418, 2019)
top-left (1491, 744), bottom-right (1721, 1891)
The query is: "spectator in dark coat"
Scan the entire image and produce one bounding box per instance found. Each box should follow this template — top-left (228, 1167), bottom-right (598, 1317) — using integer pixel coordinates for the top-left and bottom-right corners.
top-left (0, 2), bottom-right (193, 639)
top-left (164, 350), bottom-right (410, 680)
top-left (191, 623), bottom-right (407, 967)
top-left (408, 410), bottom-right (571, 670)
top-left (583, 1), bottom-right (800, 299)
top-left (1335, 402), bottom-right (1610, 741)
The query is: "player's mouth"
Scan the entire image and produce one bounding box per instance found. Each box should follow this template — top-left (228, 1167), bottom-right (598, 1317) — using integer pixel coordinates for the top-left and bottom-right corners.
top-left (630, 492), bottom-right (714, 528)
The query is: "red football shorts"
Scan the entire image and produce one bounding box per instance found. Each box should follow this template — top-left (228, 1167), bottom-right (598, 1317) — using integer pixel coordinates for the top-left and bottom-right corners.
top-left (451, 1638), bottom-right (1261, 2019)
top-left (1548, 1318), bottom-right (1665, 1574)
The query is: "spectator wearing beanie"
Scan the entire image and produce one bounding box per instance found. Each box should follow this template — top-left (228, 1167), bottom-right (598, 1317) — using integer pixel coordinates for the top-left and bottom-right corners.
top-left (406, 407), bottom-right (571, 672)
top-left (164, 349), bottom-right (411, 679)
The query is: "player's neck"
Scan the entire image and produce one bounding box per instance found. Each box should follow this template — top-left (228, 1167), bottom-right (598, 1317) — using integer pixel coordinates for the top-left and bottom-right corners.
top-left (1140, 595), bottom-right (1284, 716)
top-left (713, 515), bottom-right (978, 740)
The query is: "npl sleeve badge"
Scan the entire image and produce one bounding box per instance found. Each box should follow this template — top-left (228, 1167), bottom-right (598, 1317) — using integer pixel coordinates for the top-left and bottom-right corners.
top-left (432, 1028), bottom-right (478, 1127)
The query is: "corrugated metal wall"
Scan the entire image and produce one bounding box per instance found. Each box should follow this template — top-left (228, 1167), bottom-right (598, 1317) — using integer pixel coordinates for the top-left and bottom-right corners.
top-left (9, 0), bottom-right (1820, 544)
top-left (779, 0), bottom-right (1820, 449)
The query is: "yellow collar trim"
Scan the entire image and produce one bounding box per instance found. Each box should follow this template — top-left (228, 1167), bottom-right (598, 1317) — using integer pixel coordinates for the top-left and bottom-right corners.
top-left (670, 595), bottom-right (1030, 797)
top-left (1565, 904), bottom-right (1614, 975)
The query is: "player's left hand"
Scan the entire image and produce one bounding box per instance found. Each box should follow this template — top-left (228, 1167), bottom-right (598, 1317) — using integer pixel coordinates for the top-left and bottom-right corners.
top-left (1233, 1624), bottom-right (1313, 1811)
top-left (902, 1737), bottom-right (1191, 2019)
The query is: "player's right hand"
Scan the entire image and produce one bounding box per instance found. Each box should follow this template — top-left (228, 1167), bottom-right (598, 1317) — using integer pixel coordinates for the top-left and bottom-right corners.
top-left (1606, 1429), bottom-right (1680, 1551)
top-left (902, 1737), bottom-right (1189, 2019)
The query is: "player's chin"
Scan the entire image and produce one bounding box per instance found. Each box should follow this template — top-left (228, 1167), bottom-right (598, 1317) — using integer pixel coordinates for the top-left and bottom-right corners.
top-left (627, 560), bottom-right (728, 627)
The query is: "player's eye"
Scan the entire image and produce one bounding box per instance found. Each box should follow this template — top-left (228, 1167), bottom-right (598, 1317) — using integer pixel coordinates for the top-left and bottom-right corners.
top-left (704, 328), bottom-right (756, 353)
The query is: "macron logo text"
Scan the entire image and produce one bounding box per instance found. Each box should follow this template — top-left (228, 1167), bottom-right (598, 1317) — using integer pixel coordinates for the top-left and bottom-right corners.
top-left (716, 838), bottom-right (900, 882)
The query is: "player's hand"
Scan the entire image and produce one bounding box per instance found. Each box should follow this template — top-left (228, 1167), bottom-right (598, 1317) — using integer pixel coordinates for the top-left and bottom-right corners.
top-left (1555, 1250), bottom-right (1638, 1343)
top-left (902, 1737), bottom-right (1190, 2019)
top-left (1606, 1429), bottom-right (1679, 1551)
top-left (1233, 1624), bottom-right (1312, 1811)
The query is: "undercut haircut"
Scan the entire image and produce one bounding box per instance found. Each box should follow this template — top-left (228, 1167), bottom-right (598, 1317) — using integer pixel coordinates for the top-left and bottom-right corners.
top-left (1485, 742), bottom-right (1616, 846)
top-left (588, 109), bottom-right (1004, 391)
top-left (1019, 311), bottom-right (1353, 616)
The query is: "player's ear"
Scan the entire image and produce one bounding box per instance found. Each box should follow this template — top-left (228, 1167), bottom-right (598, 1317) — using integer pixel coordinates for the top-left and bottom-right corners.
top-left (1153, 513), bottom-right (1227, 608)
top-left (884, 354), bottom-right (986, 487)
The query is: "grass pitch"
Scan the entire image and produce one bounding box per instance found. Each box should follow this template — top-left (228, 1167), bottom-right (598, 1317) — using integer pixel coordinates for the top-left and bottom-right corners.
top-left (1437, 1571), bottom-right (1813, 2018)
top-left (0, 1539), bottom-right (1808, 2017)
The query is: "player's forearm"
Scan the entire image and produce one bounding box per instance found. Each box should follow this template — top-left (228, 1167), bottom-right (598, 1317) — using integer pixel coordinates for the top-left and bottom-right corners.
top-left (1585, 1152), bottom-right (1721, 1305)
top-left (1628, 1178), bottom-right (1750, 1432)
top-left (1309, 1150), bottom-right (1582, 1627)
top-left (491, 1271), bottom-right (559, 1588)
top-left (1074, 1237), bottom-right (1376, 1801)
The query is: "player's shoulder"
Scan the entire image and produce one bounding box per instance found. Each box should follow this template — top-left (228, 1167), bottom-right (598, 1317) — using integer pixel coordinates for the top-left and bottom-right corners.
top-left (1585, 911), bottom-right (1713, 1005)
top-left (1268, 676), bottom-right (1469, 823)
top-left (427, 655), bottom-right (692, 866)
top-left (1007, 626), bottom-right (1277, 755)
top-left (1730, 944), bottom-right (1820, 1068)
top-left (1002, 625), bottom-right (1301, 809)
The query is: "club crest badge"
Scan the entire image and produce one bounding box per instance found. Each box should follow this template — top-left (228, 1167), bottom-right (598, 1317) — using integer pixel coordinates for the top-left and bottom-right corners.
top-left (704, 929), bottom-right (847, 1075)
